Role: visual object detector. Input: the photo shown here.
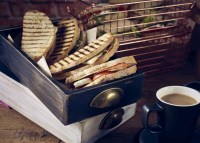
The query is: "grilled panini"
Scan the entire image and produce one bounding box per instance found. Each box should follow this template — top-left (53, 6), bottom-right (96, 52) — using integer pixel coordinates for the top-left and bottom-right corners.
top-left (47, 18), bottom-right (80, 64)
top-left (52, 35), bottom-right (119, 79)
top-left (85, 37), bottom-right (119, 65)
top-left (49, 33), bottom-right (114, 74)
top-left (21, 10), bottom-right (57, 62)
top-left (65, 56), bottom-right (137, 88)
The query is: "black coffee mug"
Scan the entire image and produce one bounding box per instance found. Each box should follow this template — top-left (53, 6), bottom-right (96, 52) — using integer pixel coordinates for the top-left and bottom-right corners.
top-left (186, 81), bottom-right (200, 92)
top-left (142, 86), bottom-right (200, 143)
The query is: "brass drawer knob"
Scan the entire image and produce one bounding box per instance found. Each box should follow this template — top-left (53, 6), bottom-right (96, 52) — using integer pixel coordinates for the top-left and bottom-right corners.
top-left (99, 108), bottom-right (125, 130)
top-left (90, 88), bottom-right (124, 108)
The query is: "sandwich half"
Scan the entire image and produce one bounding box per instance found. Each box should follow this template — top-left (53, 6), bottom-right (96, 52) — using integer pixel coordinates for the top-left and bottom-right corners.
top-left (21, 10), bottom-right (57, 62)
top-left (85, 37), bottom-right (119, 64)
top-left (65, 56), bottom-right (137, 88)
top-left (49, 33), bottom-right (115, 74)
top-left (47, 18), bottom-right (80, 64)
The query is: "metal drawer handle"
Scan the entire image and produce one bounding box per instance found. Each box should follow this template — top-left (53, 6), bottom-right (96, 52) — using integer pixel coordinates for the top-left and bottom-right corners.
top-left (90, 88), bottom-right (124, 108)
top-left (99, 108), bottom-right (125, 130)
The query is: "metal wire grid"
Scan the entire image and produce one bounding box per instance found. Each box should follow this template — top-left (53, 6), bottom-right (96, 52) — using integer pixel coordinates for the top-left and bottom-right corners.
top-left (66, 0), bottom-right (195, 75)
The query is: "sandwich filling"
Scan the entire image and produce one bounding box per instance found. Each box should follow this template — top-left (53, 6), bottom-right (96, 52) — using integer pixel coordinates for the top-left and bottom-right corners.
top-left (92, 63), bottom-right (134, 81)
top-left (71, 62), bottom-right (136, 88)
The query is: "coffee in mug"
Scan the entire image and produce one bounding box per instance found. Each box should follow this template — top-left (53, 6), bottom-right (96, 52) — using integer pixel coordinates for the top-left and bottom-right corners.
top-left (161, 94), bottom-right (198, 105)
top-left (142, 86), bottom-right (200, 143)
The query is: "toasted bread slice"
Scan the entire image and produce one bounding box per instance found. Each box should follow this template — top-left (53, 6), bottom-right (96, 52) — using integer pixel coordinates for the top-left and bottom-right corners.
top-left (21, 10), bottom-right (57, 62)
top-left (49, 33), bottom-right (114, 74)
top-left (65, 56), bottom-right (137, 84)
top-left (86, 37), bottom-right (119, 65)
top-left (74, 78), bottom-right (92, 88)
top-left (85, 52), bottom-right (104, 65)
top-left (95, 37), bottom-right (119, 64)
top-left (85, 65), bottom-right (137, 87)
top-left (47, 18), bottom-right (80, 64)
top-left (52, 64), bottom-right (93, 80)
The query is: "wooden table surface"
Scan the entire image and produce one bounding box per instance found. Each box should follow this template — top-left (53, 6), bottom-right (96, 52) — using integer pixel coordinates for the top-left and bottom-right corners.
top-left (0, 65), bottom-right (199, 143)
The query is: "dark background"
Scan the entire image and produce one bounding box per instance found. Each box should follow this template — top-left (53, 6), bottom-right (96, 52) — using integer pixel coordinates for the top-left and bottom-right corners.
top-left (0, 0), bottom-right (75, 29)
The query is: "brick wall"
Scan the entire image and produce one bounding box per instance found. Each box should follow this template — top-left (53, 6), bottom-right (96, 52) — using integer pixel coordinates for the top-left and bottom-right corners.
top-left (0, 0), bottom-right (74, 29)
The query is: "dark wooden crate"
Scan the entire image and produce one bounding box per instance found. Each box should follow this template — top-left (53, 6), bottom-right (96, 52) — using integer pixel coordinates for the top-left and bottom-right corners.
top-left (0, 27), bottom-right (144, 125)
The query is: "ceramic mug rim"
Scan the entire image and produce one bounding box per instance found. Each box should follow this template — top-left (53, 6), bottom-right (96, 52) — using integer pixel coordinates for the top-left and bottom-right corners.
top-left (156, 86), bottom-right (200, 107)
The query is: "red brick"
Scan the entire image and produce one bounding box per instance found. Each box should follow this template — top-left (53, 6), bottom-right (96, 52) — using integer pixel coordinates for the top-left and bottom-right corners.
top-left (30, 0), bottom-right (53, 3)
top-left (0, 17), bottom-right (23, 29)
top-left (0, 18), bottom-right (10, 29)
top-left (9, 0), bottom-right (30, 3)
top-left (0, 2), bottom-right (11, 17)
top-left (54, 0), bottom-right (73, 3)
top-left (9, 17), bottom-right (23, 27)
top-left (10, 3), bottom-right (32, 17)
top-left (30, 3), bottom-right (59, 18)
top-left (10, 3), bottom-right (59, 18)
top-left (57, 2), bottom-right (73, 17)
top-left (54, 0), bottom-right (74, 2)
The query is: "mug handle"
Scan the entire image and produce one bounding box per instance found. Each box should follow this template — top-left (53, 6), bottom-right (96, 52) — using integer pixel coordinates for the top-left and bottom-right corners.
top-left (142, 104), bottom-right (163, 133)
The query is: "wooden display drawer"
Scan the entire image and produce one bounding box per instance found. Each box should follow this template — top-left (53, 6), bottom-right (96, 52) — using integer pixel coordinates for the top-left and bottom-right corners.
top-left (0, 70), bottom-right (138, 143)
top-left (0, 27), bottom-right (144, 125)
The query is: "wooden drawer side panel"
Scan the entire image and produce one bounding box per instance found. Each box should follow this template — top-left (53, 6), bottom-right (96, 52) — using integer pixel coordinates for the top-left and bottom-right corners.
top-left (0, 35), bottom-right (68, 124)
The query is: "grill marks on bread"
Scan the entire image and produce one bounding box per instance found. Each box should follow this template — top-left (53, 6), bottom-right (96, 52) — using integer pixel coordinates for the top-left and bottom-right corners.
top-left (21, 10), bottom-right (57, 62)
top-left (65, 56), bottom-right (137, 84)
top-left (49, 33), bottom-right (114, 74)
top-left (47, 18), bottom-right (80, 64)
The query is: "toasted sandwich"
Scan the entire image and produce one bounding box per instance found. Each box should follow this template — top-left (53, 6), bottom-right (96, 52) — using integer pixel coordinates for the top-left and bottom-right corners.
top-left (47, 18), bottom-right (81, 64)
top-left (65, 56), bottom-right (137, 88)
top-left (52, 64), bottom-right (93, 80)
top-left (86, 37), bottom-right (119, 64)
top-left (49, 33), bottom-right (119, 74)
top-left (21, 10), bottom-right (57, 62)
